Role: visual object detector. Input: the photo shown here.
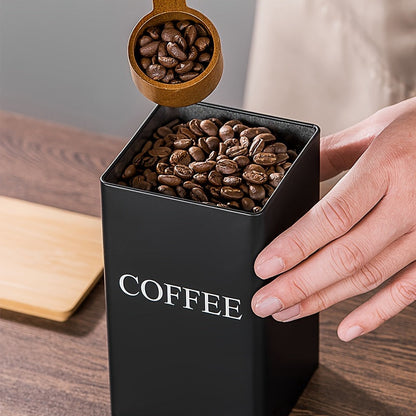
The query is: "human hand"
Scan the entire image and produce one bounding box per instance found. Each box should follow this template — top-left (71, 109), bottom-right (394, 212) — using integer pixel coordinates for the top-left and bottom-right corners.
top-left (251, 97), bottom-right (416, 341)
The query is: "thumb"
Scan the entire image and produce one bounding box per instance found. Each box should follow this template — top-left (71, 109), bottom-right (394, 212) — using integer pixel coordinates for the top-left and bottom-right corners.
top-left (320, 98), bottom-right (416, 181)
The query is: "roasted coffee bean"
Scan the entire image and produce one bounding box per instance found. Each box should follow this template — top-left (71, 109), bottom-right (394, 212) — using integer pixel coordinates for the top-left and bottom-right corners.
top-left (189, 146), bottom-right (205, 161)
top-left (144, 169), bottom-right (158, 187)
top-left (184, 25), bottom-right (197, 46)
top-left (118, 180), bottom-right (127, 186)
top-left (158, 174), bottom-right (182, 186)
top-left (208, 170), bottom-right (223, 186)
top-left (139, 41), bottom-right (160, 57)
top-left (253, 152), bottom-right (278, 166)
top-left (220, 186), bottom-right (244, 200)
top-left (157, 126), bottom-right (173, 137)
top-left (216, 159), bottom-right (239, 175)
top-left (140, 57), bottom-right (152, 70)
top-left (249, 184), bottom-right (266, 201)
top-left (226, 145), bottom-right (248, 158)
top-left (252, 206), bottom-right (262, 213)
top-left (261, 198), bottom-right (269, 206)
top-left (148, 146), bottom-right (172, 157)
top-left (234, 155), bottom-right (250, 168)
top-left (176, 185), bottom-right (187, 198)
top-left (227, 201), bottom-right (240, 209)
top-left (265, 166), bottom-right (275, 175)
top-left (282, 162), bottom-right (292, 170)
top-left (142, 156), bottom-right (158, 167)
top-left (200, 119), bottom-right (218, 136)
top-left (147, 26), bottom-right (160, 40)
top-left (254, 132), bottom-right (276, 143)
top-left (233, 124), bottom-right (248, 135)
top-left (264, 142), bottom-right (287, 154)
top-left (158, 184), bottom-right (176, 196)
top-left (161, 69), bottom-right (175, 83)
top-left (223, 176), bottom-right (242, 187)
top-left (207, 151), bottom-right (217, 161)
top-left (240, 183), bottom-right (249, 194)
top-left (146, 64), bottom-right (166, 80)
top-left (244, 163), bottom-right (266, 174)
top-left (166, 42), bottom-right (188, 61)
top-left (216, 154), bottom-right (228, 161)
top-left (219, 125), bottom-right (234, 141)
top-left (175, 60), bottom-right (194, 74)
top-left (139, 36), bottom-right (153, 47)
top-left (241, 197), bottom-right (255, 211)
top-left (164, 166), bottom-right (174, 175)
top-left (224, 138), bottom-right (239, 147)
top-left (264, 184), bottom-right (275, 196)
top-left (161, 27), bottom-right (181, 42)
top-left (191, 160), bottom-right (216, 173)
top-left (187, 46), bottom-right (198, 61)
top-left (189, 119), bottom-right (204, 135)
top-left (193, 172), bottom-right (208, 184)
top-left (224, 119), bottom-right (241, 127)
top-left (287, 149), bottom-right (298, 161)
top-left (276, 153), bottom-right (290, 165)
top-left (158, 56), bottom-right (178, 68)
top-left (241, 127), bottom-right (270, 139)
top-left (198, 52), bottom-right (210, 62)
top-left (156, 162), bottom-right (169, 175)
top-left (240, 136), bottom-right (250, 148)
top-left (179, 72), bottom-right (199, 82)
top-left (242, 170), bottom-right (268, 185)
top-left (197, 137), bottom-right (210, 154)
top-left (174, 137), bottom-right (193, 149)
top-left (177, 20), bottom-right (191, 31)
top-left (132, 176), bottom-right (152, 190)
top-left (174, 164), bottom-right (193, 180)
top-left (206, 136), bottom-right (220, 151)
top-left (153, 138), bottom-right (165, 148)
top-left (193, 62), bottom-right (203, 72)
top-left (122, 164), bottom-right (136, 179)
top-left (209, 118), bottom-right (223, 127)
top-left (176, 35), bottom-right (187, 51)
top-left (208, 185), bottom-right (221, 198)
top-left (218, 142), bottom-right (227, 155)
top-left (249, 137), bottom-right (265, 157)
top-left (183, 180), bottom-right (202, 190)
top-left (170, 149), bottom-right (191, 165)
top-left (158, 41), bottom-right (168, 58)
top-left (191, 186), bottom-right (208, 202)
top-left (195, 23), bottom-right (208, 36)
top-left (275, 165), bottom-right (285, 174)
top-left (194, 36), bottom-right (210, 51)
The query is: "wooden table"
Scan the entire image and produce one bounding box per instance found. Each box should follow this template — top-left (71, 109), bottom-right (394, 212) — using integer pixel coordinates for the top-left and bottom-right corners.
top-left (0, 111), bottom-right (415, 416)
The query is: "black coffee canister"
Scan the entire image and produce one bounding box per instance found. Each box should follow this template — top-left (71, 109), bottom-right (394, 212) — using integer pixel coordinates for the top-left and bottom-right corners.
top-left (101, 102), bottom-right (320, 416)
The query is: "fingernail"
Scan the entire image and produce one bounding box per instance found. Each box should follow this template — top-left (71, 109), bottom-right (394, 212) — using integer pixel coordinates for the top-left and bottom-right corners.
top-left (340, 325), bottom-right (364, 342)
top-left (254, 297), bottom-right (283, 317)
top-left (273, 304), bottom-right (301, 322)
top-left (255, 256), bottom-right (285, 278)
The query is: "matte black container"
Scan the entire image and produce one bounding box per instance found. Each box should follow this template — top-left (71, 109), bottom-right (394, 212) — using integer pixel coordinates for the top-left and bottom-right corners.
top-left (101, 103), bottom-right (320, 416)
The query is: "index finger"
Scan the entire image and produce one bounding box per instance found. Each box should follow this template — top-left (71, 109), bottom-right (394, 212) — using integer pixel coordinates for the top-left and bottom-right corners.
top-left (254, 153), bottom-right (388, 279)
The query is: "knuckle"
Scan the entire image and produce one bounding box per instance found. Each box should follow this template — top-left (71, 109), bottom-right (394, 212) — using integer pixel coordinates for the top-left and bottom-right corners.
top-left (286, 231), bottom-right (310, 259)
top-left (288, 277), bottom-right (310, 301)
top-left (392, 279), bottom-right (416, 306)
top-left (313, 290), bottom-right (331, 311)
top-left (330, 241), bottom-right (366, 278)
top-left (373, 306), bottom-right (390, 325)
top-left (318, 195), bottom-right (355, 237)
top-left (357, 262), bottom-right (385, 292)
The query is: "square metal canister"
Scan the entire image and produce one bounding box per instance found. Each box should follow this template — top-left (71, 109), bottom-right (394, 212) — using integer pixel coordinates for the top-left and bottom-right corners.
top-left (101, 102), bottom-right (320, 416)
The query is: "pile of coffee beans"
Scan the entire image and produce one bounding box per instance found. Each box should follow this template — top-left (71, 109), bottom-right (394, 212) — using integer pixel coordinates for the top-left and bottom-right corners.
top-left (118, 118), bottom-right (297, 213)
top-left (136, 20), bottom-right (213, 84)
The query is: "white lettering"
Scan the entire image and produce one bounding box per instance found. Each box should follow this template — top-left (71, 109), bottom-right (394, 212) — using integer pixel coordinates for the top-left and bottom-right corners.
top-left (202, 292), bottom-right (221, 316)
top-left (222, 296), bottom-right (242, 320)
top-left (164, 283), bottom-right (182, 306)
top-left (183, 287), bottom-right (201, 310)
top-left (119, 274), bottom-right (140, 296)
top-left (141, 279), bottom-right (163, 302)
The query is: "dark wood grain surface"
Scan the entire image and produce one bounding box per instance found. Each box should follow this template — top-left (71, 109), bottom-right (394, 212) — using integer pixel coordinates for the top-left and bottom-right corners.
top-left (0, 111), bottom-right (415, 416)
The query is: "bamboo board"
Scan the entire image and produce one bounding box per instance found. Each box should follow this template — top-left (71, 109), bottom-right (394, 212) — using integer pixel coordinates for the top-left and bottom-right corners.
top-left (0, 196), bottom-right (103, 321)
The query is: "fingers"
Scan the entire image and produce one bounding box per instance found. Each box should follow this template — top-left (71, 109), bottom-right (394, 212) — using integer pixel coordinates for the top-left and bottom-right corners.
top-left (337, 260), bottom-right (416, 342)
top-left (273, 231), bottom-right (416, 321)
top-left (252, 199), bottom-right (410, 318)
top-left (254, 157), bottom-right (388, 280)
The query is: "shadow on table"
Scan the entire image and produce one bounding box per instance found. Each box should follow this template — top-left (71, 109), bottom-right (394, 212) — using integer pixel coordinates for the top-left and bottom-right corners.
top-left (291, 364), bottom-right (403, 416)
top-left (0, 278), bottom-right (105, 337)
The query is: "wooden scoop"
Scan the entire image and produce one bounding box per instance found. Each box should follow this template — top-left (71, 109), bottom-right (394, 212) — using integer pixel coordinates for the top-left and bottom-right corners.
top-left (128, 0), bottom-right (223, 107)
